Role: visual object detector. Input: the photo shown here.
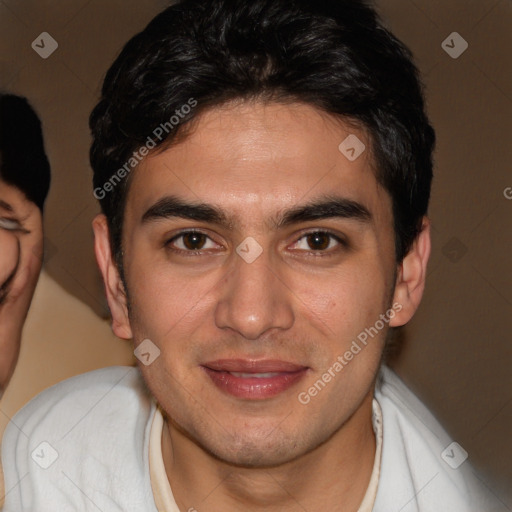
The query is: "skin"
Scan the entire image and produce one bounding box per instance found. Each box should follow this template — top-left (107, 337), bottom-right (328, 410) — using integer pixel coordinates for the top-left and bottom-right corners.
top-left (0, 179), bottom-right (44, 393)
top-left (94, 100), bottom-right (430, 512)
top-left (0, 225), bottom-right (18, 290)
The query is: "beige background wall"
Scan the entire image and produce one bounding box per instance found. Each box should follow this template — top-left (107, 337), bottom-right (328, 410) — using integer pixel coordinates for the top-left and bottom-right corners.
top-left (0, 0), bottom-right (510, 504)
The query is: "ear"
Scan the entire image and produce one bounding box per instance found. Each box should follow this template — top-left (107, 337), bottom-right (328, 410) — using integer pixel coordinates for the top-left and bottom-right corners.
top-left (92, 214), bottom-right (133, 340)
top-left (389, 217), bottom-right (431, 327)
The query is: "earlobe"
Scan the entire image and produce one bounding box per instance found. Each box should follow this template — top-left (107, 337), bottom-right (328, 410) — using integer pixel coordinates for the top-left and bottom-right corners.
top-left (389, 217), bottom-right (431, 327)
top-left (92, 214), bottom-right (133, 340)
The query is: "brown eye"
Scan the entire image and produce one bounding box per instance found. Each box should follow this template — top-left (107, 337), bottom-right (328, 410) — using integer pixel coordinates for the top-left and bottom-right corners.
top-left (167, 231), bottom-right (218, 253)
top-left (291, 231), bottom-right (345, 254)
top-left (181, 232), bottom-right (207, 250)
top-left (306, 232), bottom-right (331, 250)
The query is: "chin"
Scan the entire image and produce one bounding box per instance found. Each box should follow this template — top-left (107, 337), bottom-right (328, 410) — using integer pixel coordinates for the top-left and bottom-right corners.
top-left (216, 445), bottom-right (299, 469)
top-left (201, 428), bottom-right (309, 469)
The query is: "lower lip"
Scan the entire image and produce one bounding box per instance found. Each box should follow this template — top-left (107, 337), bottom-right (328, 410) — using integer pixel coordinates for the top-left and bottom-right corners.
top-left (202, 367), bottom-right (308, 400)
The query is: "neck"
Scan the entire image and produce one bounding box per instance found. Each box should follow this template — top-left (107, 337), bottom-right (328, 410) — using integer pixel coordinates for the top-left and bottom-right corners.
top-left (161, 390), bottom-right (376, 512)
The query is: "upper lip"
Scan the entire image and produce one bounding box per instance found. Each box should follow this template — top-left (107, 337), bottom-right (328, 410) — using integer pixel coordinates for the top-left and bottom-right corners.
top-left (203, 359), bottom-right (308, 373)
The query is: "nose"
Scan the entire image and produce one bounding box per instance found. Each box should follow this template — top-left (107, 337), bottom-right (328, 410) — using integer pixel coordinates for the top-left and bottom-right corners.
top-left (214, 245), bottom-right (294, 340)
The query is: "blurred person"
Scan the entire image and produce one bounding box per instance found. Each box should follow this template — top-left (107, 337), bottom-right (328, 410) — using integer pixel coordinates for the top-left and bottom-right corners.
top-left (0, 94), bottom-right (50, 508)
top-left (1, 1), bottom-right (505, 511)
top-left (0, 94), bottom-right (50, 396)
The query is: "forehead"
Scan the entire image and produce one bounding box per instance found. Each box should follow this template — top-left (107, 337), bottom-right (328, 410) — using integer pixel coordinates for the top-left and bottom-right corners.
top-left (0, 179), bottom-right (33, 213)
top-left (126, 101), bottom-right (389, 225)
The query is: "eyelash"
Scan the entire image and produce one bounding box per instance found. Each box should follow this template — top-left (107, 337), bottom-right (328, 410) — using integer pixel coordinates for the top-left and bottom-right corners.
top-left (165, 230), bottom-right (347, 257)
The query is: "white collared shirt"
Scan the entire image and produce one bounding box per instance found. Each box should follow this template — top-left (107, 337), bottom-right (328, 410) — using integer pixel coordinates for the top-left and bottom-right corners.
top-left (1, 366), bottom-right (504, 511)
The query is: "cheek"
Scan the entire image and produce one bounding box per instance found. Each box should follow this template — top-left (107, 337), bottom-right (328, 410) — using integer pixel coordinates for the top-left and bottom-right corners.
top-left (290, 258), bottom-right (391, 340)
top-left (127, 259), bottom-right (219, 345)
top-left (0, 231), bottom-right (19, 284)
top-left (128, 269), bottom-right (210, 396)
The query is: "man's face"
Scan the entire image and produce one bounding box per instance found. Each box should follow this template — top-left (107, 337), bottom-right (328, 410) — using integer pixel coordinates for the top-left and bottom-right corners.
top-left (117, 101), bottom-right (400, 466)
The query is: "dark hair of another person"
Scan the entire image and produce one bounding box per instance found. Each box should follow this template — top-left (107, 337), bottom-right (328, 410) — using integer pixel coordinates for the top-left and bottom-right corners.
top-left (90, 0), bottom-right (435, 272)
top-left (0, 94), bottom-right (51, 211)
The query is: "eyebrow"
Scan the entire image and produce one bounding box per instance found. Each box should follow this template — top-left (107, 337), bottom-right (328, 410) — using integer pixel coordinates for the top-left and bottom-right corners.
top-left (142, 194), bottom-right (372, 230)
top-left (0, 199), bottom-right (14, 213)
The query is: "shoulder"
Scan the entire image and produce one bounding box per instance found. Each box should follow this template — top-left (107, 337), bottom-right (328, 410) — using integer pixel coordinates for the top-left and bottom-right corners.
top-left (1, 366), bottom-right (157, 511)
top-left (374, 366), bottom-right (504, 512)
top-left (4, 366), bottom-right (151, 445)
